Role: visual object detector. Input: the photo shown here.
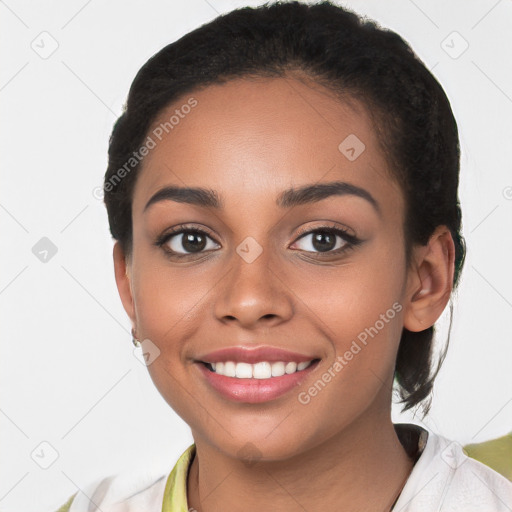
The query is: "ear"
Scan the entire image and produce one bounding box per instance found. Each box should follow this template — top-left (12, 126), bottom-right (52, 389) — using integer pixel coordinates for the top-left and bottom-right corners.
top-left (403, 225), bottom-right (456, 332)
top-left (113, 242), bottom-right (136, 326)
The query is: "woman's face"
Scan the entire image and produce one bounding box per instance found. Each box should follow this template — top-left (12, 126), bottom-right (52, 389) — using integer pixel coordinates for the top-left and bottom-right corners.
top-left (118, 76), bottom-right (419, 460)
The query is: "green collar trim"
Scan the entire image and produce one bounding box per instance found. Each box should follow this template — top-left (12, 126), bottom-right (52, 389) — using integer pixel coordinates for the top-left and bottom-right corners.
top-left (161, 443), bottom-right (196, 512)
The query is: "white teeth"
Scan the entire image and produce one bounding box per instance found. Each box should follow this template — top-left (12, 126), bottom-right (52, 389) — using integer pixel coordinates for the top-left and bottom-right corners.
top-left (285, 362), bottom-right (297, 374)
top-left (208, 360), bottom-right (314, 378)
top-left (253, 362), bottom-right (272, 379)
top-left (271, 362), bottom-right (285, 377)
top-left (235, 362), bottom-right (252, 378)
top-left (224, 361), bottom-right (236, 377)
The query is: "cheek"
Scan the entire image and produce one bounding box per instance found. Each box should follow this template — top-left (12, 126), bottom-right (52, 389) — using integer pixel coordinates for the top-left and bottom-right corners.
top-left (131, 254), bottom-right (214, 343)
top-left (292, 275), bottom-right (404, 437)
top-left (290, 242), bottom-right (405, 401)
top-left (293, 237), bottom-right (404, 339)
top-left (130, 259), bottom-right (214, 421)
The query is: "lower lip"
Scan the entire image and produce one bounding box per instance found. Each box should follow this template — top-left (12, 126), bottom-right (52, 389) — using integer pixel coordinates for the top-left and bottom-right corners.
top-left (196, 361), bottom-right (320, 403)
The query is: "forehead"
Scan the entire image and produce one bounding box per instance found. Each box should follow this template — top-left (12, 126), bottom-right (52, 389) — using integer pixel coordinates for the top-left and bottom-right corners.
top-left (132, 76), bottom-right (402, 219)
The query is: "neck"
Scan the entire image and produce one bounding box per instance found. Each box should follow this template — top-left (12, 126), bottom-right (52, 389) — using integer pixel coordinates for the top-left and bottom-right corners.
top-left (187, 408), bottom-right (414, 512)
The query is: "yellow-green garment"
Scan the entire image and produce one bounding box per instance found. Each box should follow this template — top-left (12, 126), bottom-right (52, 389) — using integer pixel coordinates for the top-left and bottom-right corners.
top-left (54, 445), bottom-right (195, 512)
top-left (55, 431), bottom-right (512, 511)
top-left (161, 444), bottom-right (196, 512)
top-left (463, 432), bottom-right (512, 482)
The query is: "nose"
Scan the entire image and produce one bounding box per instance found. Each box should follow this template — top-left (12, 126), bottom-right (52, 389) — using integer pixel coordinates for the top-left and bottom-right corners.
top-left (213, 242), bottom-right (294, 330)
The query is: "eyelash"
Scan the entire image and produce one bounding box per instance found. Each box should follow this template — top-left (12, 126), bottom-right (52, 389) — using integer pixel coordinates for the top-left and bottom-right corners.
top-left (155, 223), bottom-right (362, 260)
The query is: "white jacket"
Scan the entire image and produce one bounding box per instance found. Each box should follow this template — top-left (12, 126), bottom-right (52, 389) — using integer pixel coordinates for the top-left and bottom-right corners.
top-left (63, 425), bottom-right (512, 511)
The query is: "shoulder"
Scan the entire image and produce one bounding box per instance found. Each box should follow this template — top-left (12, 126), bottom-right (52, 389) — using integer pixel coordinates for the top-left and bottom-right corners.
top-left (53, 467), bottom-right (169, 512)
top-left (464, 431), bottom-right (512, 481)
top-left (394, 426), bottom-right (512, 512)
top-left (53, 444), bottom-right (196, 512)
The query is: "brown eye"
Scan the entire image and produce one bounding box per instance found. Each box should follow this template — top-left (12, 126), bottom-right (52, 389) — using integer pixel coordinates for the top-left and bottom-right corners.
top-left (290, 225), bottom-right (362, 257)
top-left (158, 228), bottom-right (220, 256)
top-left (296, 231), bottom-right (341, 252)
top-left (292, 227), bottom-right (357, 254)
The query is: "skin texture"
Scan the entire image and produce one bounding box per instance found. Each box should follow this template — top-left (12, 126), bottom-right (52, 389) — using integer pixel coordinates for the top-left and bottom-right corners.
top-left (113, 75), bottom-right (455, 511)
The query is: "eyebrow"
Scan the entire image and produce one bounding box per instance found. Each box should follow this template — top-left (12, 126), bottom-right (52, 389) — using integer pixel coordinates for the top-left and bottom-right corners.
top-left (143, 180), bottom-right (380, 215)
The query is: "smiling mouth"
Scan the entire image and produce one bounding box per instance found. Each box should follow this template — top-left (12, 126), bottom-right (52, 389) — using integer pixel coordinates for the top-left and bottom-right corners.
top-left (201, 359), bottom-right (321, 379)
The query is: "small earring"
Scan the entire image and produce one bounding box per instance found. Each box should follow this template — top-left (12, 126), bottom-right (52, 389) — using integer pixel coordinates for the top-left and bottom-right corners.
top-left (131, 327), bottom-right (141, 347)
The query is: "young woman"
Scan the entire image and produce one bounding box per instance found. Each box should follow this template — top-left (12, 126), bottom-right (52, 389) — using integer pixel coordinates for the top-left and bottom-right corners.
top-left (55, 1), bottom-right (512, 510)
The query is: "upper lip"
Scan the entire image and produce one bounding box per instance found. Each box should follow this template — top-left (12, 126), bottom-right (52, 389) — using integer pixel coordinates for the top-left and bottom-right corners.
top-left (196, 346), bottom-right (320, 364)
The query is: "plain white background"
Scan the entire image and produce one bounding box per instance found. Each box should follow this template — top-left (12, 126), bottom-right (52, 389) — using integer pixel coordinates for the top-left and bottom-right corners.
top-left (1, 1), bottom-right (511, 510)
